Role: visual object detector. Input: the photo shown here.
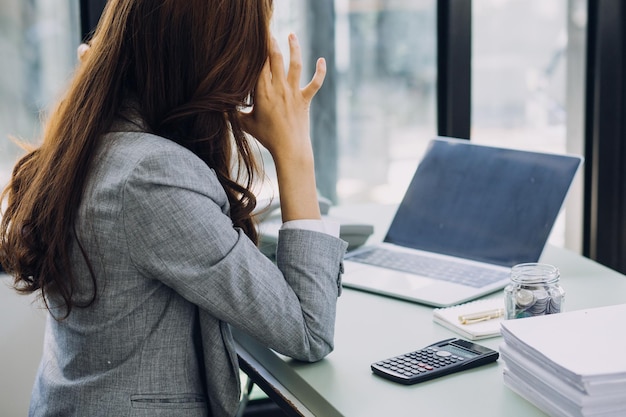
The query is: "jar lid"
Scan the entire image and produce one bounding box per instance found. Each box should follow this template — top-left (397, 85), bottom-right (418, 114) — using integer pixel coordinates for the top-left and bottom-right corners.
top-left (510, 263), bottom-right (560, 284)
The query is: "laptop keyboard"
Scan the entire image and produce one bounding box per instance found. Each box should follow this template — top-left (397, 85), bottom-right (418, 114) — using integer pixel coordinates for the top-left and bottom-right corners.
top-left (346, 247), bottom-right (509, 288)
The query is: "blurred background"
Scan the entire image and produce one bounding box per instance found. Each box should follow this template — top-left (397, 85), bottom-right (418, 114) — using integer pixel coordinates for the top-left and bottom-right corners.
top-left (0, 0), bottom-right (586, 249)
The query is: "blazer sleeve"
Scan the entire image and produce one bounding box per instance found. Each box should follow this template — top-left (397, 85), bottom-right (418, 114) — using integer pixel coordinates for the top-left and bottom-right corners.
top-left (121, 144), bottom-right (347, 362)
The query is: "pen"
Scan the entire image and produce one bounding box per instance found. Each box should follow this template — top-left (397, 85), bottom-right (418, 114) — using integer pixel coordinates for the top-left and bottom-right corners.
top-left (458, 308), bottom-right (505, 325)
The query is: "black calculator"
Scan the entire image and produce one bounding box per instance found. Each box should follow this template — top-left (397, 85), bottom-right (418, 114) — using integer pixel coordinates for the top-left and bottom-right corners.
top-left (371, 338), bottom-right (499, 385)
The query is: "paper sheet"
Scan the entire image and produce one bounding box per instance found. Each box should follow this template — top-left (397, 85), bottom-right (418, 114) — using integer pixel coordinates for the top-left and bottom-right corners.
top-left (433, 298), bottom-right (504, 340)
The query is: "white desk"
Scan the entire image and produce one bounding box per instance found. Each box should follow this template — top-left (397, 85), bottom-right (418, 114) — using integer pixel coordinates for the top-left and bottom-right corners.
top-left (235, 204), bottom-right (626, 417)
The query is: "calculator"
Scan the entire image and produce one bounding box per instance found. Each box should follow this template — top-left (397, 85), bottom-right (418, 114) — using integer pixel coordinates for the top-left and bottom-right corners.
top-left (371, 338), bottom-right (499, 385)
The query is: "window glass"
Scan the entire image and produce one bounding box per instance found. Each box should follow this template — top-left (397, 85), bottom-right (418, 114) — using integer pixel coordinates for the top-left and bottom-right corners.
top-left (336, 0), bottom-right (437, 204)
top-left (472, 0), bottom-right (587, 249)
top-left (266, 0), bottom-right (437, 205)
top-left (0, 1), bottom-right (79, 190)
top-left (472, 0), bottom-right (568, 152)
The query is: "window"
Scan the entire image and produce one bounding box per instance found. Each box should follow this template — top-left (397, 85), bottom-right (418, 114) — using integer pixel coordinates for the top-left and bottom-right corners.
top-left (472, 0), bottom-right (569, 152)
top-left (272, 0), bottom-right (586, 250)
top-left (0, 0), bottom-right (590, 253)
top-left (336, 0), bottom-right (437, 204)
top-left (472, 0), bottom-right (587, 250)
top-left (269, 0), bottom-right (438, 205)
top-left (0, 1), bottom-right (80, 188)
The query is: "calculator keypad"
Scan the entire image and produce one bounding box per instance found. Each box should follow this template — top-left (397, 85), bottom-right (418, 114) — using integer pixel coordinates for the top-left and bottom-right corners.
top-left (371, 338), bottom-right (499, 385)
top-left (373, 347), bottom-right (466, 380)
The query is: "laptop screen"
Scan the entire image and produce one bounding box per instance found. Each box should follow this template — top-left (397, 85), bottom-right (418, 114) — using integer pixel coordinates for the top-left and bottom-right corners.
top-left (384, 138), bottom-right (582, 267)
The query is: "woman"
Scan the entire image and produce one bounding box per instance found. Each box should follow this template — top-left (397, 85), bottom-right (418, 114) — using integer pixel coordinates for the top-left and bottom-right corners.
top-left (0, 1), bottom-right (346, 416)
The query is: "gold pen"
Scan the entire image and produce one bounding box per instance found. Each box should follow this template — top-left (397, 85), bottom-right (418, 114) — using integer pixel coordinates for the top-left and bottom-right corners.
top-left (458, 308), bottom-right (504, 325)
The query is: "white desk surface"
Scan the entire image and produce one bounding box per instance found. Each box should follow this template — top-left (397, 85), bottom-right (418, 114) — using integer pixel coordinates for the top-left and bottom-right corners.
top-left (235, 203), bottom-right (626, 417)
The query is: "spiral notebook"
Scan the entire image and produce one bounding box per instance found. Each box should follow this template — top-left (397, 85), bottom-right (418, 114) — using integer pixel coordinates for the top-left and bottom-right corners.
top-left (433, 298), bottom-right (505, 340)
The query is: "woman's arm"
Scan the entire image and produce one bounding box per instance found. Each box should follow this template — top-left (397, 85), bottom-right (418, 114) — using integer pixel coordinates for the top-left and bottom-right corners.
top-left (240, 34), bottom-right (326, 223)
top-left (119, 139), bottom-right (345, 361)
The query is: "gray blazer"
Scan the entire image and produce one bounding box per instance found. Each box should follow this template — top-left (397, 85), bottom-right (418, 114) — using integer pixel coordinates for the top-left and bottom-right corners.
top-left (29, 124), bottom-right (347, 417)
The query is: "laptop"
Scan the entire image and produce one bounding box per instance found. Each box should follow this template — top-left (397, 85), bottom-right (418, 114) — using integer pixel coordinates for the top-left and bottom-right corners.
top-left (342, 137), bottom-right (583, 307)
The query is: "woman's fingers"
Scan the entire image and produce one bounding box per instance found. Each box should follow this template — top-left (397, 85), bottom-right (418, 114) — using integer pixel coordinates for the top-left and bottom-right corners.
top-left (285, 34), bottom-right (325, 101)
top-left (302, 58), bottom-right (327, 101)
top-left (240, 32), bottom-right (326, 153)
top-left (286, 34), bottom-right (303, 89)
top-left (268, 37), bottom-right (286, 86)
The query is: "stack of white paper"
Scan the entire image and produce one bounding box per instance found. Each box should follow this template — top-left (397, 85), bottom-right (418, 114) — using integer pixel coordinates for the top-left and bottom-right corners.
top-left (499, 304), bottom-right (626, 417)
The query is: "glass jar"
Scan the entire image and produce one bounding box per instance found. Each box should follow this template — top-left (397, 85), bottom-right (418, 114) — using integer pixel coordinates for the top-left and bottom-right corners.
top-left (504, 263), bottom-right (564, 320)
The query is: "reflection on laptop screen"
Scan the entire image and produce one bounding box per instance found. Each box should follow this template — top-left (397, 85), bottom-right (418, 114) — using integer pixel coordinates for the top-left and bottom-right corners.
top-left (384, 139), bottom-right (582, 267)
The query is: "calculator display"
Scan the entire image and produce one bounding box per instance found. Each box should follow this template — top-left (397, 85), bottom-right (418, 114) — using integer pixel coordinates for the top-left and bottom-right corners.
top-left (442, 345), bottom-right (478, 358)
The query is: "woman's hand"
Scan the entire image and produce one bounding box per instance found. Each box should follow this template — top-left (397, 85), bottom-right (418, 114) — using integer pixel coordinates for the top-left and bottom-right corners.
top-left (241, 34), bottom-right (327, 222)
top-left (241, 34), bottom-right (326, 162)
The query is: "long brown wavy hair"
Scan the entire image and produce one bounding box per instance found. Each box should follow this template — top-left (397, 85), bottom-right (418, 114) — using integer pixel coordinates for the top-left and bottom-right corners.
top-left (0, 0), bottom-right (273, 317)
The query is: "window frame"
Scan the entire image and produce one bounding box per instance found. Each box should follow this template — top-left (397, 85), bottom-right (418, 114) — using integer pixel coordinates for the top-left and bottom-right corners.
top-left (583, 0), bottom-right (626, 272)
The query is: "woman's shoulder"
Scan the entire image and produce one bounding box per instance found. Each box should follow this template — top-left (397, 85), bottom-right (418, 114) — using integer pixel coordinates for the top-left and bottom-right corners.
top-left (102, 130), bottom-right (195, 161)
top-left (92, 130), bottom-right (224, 198)
top-left (98, 130), bottom-right (210, 175)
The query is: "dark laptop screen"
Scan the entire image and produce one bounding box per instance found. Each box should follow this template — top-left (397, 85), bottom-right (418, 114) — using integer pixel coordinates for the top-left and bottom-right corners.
top-left (384, 138), bottom-right (582, 267)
